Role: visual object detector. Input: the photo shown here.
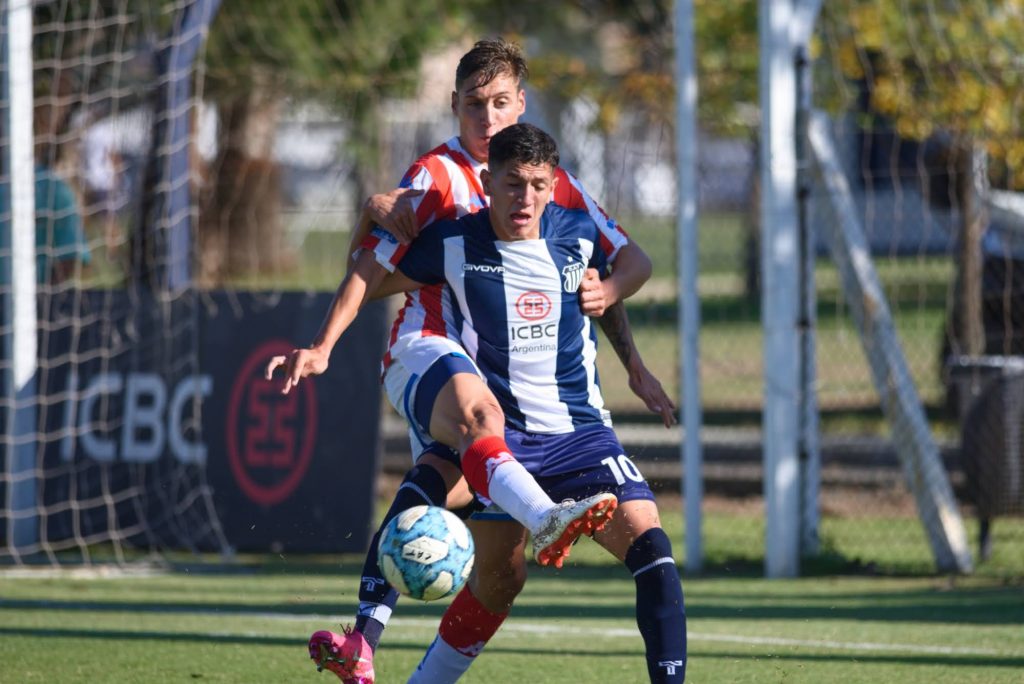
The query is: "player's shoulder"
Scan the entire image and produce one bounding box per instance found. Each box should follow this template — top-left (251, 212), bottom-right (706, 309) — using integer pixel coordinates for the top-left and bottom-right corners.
top-left (429, 208), bottom-right (486, 237)
top-left (550, 166), bottom-right (588, 209)
top-left (407, 138), bottom-right (465, 173)
top-left (543, 203), bottom-right (598, 236)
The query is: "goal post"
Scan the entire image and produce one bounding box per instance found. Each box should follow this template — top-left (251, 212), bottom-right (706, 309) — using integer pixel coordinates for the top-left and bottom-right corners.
top-left (2, 0), bottom-right (39, 556)
top-left (674, 0), bottom-right (704, 575)
top-left (1, 0), bottom-right (232, 565)
top-left (759, 0), bottom-right (826, 578)
top-left (807, 110), bottom-right (973, 573)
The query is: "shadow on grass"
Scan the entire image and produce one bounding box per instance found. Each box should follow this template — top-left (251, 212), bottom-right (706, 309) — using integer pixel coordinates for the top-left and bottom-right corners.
top-left (1, 627), bottom-right (1021, 671)
top-left (3, 573), bottom-right (1021, 626)
top-left (690, 649), bottom-right (1024, 670)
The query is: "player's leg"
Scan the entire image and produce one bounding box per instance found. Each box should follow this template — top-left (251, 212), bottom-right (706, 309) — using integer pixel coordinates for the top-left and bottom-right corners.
top-left (309, 446), bottom-right (463, 683)
top-left (420, 354), bottom-right (617, 565)
top-left (408, 517), bottom-right (529, 684)
top-left (592, 498), bottom-right (687, 683)
top-left (534, 430), bottom-right (686, 683)
top-left (406, 429), bottom-right (642, 683)
top-left (309, 357), bottom-right (468, 681)
top-left (354, 449), bottom-right (464, 648)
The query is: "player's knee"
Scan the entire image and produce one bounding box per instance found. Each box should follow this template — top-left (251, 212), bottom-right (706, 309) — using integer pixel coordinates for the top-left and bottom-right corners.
top-left (459, 396), bottom-right (505, 440)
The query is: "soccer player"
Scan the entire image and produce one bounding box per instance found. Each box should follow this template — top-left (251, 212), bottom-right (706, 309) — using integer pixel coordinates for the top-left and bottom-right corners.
top-left (267, 39), bottom-right (673, 683)
top-left (387, 124), bottom-right (687, 683)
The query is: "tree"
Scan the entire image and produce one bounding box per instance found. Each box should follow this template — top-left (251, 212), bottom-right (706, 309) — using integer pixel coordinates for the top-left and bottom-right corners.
top-left (199, 0), bottom-right (465, 281)
top-left (817, 1), bottom-right (1024, 357)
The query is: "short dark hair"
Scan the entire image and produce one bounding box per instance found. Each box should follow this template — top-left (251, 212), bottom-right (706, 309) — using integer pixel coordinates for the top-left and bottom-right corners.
top-left (488, 123), bottom-right (559, 171)
top-left (455, 38), bottom-right (528, 90)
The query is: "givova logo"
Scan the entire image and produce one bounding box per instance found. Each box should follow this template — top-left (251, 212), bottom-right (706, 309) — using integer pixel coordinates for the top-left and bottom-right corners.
top-left (463, 263), bottom-right (505, 274)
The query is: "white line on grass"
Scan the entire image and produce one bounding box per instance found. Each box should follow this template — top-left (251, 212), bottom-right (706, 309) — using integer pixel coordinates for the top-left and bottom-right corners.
top-left (8, 600), bottom-right (1015, 660)
top-left (289, 615), bottom-right (1017, 659)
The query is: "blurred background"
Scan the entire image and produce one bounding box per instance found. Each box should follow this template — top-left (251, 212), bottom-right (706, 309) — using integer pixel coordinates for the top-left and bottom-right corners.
top-left (1, 0), bottom-right (1023, 579)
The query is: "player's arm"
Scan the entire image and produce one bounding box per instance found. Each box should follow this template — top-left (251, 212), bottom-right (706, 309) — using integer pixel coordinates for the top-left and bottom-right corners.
top-left (564, 172), bottom-right (669, 424)
top-left (580, 244), bottom-right (674, 427)
top-left (265, 249), bottom-right (419, 394)
top-left (578, 241), bottom-right (652, 316)
top-left (598, 301), bottom-right (676, 427)
top-left (559, 169), bottom-right (671, 424)
top-left (346, 187), bottom-right (425, 270)
top-left (372, 270), bottom-right (421, 300)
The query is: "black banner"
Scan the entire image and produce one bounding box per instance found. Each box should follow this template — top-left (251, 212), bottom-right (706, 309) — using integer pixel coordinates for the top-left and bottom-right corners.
top-left (3, 289), bottom-right (386, 554)
top-left (202, 292), bottom-right (386, 552)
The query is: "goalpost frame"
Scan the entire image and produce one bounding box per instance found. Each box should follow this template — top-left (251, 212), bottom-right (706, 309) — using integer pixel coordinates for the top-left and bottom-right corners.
top-left (760, 0), bottom-right (973, 575)
top-left (674, 0), bottom-right (703, 574)
top-left (2, 0), bottom-right (39, 556)
top-left (759, 0), bottom-right (823, 578)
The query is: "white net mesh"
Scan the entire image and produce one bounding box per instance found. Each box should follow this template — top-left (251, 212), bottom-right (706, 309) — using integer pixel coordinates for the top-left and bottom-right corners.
top-left (1, 0), bottom-right (229, 564)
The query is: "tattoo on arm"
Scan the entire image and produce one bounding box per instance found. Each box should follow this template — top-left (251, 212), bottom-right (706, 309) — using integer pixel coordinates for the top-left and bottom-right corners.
top-left (598, 301), bottom-right (637, 369)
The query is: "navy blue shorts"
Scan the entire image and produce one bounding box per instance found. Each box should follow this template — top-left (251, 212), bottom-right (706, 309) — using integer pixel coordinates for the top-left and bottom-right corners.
top-left (411, 352), bottom-right (479, 437)
top-left (470, 430), bottom-right (655, 522)
top-left (407, 353), bottom-right (479, 467)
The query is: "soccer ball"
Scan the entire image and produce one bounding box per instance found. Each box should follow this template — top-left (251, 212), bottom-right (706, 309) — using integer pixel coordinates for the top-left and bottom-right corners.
top-left (377, 505), bottom-right (475, 601)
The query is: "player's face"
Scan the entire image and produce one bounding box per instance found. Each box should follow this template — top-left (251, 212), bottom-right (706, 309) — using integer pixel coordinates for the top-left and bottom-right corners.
top-left (451, 71), bottom-right (525, 163)
top-left (482, 161), bottom-right (557, 241)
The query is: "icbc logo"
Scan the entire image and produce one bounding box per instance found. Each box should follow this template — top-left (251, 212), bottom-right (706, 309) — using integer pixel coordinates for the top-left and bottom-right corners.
top-left (226, 340), bottom-right (318, 506)
top-left (515, 291), bottom-right (552, 321)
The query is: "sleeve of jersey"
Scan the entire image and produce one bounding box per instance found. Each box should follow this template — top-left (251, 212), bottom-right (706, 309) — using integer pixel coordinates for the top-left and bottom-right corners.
top-left (395, 225), bottom-right (446, 285)
top-left (357, 163), bottom-right (447, 273)
top-left (554, 168), bottom-right (630, 262)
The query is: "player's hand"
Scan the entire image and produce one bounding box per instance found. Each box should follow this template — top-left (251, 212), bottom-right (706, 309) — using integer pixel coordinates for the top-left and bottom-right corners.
top-left (264, 347), bottom-right (330, 395)
top-left (578, 268), bottom-right (609, 317)
top-left (628, 365), bottom-right (677, 428)
top-left (365, 188), bottom-right (424, 245)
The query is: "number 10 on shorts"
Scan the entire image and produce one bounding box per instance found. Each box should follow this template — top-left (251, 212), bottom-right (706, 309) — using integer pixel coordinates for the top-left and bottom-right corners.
top-left (601, 454), bottom-right (644, 485)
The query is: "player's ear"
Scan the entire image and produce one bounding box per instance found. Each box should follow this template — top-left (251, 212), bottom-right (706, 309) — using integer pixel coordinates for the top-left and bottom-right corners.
top-left (516, 88), bottom-right (526, 116)
top-left (481, 169), bottom-right (492, 195)
top-left (451, 90), bottom-right (458, 116)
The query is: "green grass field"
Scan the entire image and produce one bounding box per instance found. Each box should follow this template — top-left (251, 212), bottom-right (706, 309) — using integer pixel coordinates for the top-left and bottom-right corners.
top-left (41, 213), bottom-right (1022, 682)
top-left (3, 496), bottom-right (1022, 683)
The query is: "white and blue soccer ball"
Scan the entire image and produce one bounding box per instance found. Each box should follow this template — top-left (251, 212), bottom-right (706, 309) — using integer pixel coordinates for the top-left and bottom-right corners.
top-left (377, 505), bottom-right (475, 602)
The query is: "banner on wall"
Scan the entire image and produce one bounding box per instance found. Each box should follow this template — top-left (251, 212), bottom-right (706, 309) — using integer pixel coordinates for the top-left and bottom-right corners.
top-left (16, 289), bottom-right (386, 554)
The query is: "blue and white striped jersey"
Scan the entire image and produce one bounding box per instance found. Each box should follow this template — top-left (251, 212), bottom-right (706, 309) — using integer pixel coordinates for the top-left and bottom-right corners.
top-left (395, 204), bottom-right (616, 434)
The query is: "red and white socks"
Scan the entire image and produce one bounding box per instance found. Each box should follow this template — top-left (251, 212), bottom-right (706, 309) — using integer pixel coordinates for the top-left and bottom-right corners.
top-left (460, 435), bottom-right (554, 532)
top-left (407, 587), bottom-right (508, 684)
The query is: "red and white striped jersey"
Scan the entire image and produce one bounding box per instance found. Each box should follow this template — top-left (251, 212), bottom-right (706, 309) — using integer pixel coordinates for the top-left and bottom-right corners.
top-left (360, 135), bottom-right (629, 373)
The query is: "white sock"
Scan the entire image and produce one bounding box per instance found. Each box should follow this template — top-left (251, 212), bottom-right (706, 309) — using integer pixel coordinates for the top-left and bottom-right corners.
top-left (407, 634), bottom-right (476, 684)
top-left (486, 460), bottom-right (556, 533)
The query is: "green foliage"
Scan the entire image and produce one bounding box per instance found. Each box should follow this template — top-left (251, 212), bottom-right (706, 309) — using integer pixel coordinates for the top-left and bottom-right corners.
top-left (461, 1), bottom-right (758, 136)
top-left (817, 0), bottom-right (1024, 186)
top-left (203, 0), bottom-right (466, 104)
top-left (693, 0), bottom-right (758, 136)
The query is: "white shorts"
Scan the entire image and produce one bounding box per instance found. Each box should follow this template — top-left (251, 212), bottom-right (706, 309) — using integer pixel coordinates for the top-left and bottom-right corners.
top-left (382, 336), bottom-right (482, 463)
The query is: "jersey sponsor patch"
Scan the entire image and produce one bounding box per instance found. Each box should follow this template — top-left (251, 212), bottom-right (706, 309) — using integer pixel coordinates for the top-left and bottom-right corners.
top-left (515, 291), bottom-right (551, 320)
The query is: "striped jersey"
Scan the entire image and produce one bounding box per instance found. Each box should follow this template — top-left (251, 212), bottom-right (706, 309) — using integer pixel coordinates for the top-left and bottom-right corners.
top-left (393, 204), bottom-right (617, 434)
top-left (360, 136), bottom-right (629, 372)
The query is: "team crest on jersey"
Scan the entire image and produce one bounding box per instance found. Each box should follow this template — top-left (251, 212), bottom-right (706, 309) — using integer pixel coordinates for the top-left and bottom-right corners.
top-left (562, 259), bottom-right (585, 293)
